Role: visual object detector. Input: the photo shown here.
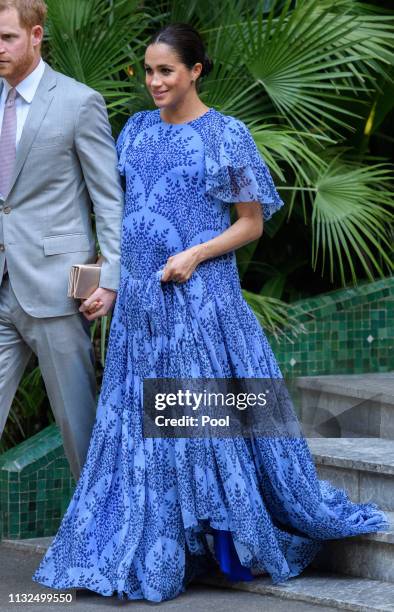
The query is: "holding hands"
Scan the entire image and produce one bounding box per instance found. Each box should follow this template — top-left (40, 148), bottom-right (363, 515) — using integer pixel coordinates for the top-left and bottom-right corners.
top-left (79, 287), bottom-right (117, 321)
top-left (78, 256), bottom-right (117, 321)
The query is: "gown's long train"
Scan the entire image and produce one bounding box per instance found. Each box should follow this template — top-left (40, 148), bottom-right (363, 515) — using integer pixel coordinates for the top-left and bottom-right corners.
top-left (33, 108), bottom-right (389, 602)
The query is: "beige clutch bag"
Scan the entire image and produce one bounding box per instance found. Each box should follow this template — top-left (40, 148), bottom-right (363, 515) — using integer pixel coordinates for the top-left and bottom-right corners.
top-left (68, 263), bottom-right (101, 299)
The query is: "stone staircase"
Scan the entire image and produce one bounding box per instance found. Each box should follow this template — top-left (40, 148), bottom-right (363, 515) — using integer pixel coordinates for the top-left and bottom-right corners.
top-left (202, 373), bottom-right (394, 610)
top-left (308, 437), bottom-right (394, 516)
top-left (308, 438), bottom-right (394, 585)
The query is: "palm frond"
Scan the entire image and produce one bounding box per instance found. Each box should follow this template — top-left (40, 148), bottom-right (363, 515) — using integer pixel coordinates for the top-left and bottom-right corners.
top-left (242, 289), bottom-right (307, 343)
top-left (45, 0), bottom-right (149, 115)
top-left (311, 158), bottom-right (393, 284)
top-left (234, 0), bottom-right (394, 136)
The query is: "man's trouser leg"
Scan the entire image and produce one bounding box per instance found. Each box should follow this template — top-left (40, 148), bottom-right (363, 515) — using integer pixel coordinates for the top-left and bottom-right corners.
top-left (0, 276), bottom-right (97, 481)
top-left (0, 276), bottom-right (32, 436)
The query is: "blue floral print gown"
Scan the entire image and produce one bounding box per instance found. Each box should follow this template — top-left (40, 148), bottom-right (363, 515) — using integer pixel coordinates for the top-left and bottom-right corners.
top-left (33, 108), bottom-right (389, 602)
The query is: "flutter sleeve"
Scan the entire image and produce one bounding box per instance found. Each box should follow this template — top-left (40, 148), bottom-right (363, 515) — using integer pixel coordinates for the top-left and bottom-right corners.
top-left (205, 116), bottom-right (285, 221)
top-left (116, 111), bottom-right (145, 176)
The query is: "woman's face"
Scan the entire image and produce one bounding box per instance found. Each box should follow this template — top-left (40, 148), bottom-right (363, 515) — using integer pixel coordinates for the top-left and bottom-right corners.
top-left (144, 42), bottom-right (202, 109)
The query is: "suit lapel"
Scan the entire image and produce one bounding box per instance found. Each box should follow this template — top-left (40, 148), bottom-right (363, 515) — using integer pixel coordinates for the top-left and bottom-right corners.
top-left (8, 64), bottom-right (57, 196)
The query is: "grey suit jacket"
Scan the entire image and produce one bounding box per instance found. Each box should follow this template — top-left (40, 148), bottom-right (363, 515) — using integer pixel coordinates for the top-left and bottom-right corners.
top-left (0, 63), bottom-right (124, 318)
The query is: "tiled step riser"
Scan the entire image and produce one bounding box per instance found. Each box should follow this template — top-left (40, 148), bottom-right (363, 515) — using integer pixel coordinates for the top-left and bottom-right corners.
top-left (299, 389), bottom-right (394, 439)
top-left (313, 540), bottom-right (394, 583)
top-left (315, 463), bottom-right (394, 511)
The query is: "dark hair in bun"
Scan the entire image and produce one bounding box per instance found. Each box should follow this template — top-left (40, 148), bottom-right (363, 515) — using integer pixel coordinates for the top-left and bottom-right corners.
top-left (149, 23), bottom-right (213, 79)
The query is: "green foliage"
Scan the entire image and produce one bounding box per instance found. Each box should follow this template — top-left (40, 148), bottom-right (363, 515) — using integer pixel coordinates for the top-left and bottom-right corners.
top-left (1, 367), bottom-right (50, 453)
top-left (90, 314), bottom-right (111, 366)
top-left (311, 158), bottom-right (393, 283)
top-left (44, 0), bottom-right (149, 122)
top-left (242, 288), bottom-right (307, 343)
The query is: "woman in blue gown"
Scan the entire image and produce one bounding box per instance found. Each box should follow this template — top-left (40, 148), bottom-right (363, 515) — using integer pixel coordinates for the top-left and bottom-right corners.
top-left (32, 23), bottom-right (389, 602)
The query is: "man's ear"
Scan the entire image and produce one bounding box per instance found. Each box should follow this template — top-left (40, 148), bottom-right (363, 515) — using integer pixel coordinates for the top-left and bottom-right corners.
top-left (31, 25), bottom-right (44, 49)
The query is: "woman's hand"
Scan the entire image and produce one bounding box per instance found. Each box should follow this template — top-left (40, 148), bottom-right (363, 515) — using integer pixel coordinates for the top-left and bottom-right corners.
top-left (161, 202), bottom-right (263, 283)
top-left (161, 246), bottom-right (201, 283)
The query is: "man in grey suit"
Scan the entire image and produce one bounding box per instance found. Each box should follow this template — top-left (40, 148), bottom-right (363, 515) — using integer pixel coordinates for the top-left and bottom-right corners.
top-left (0, 0), bottom-right (123, 479)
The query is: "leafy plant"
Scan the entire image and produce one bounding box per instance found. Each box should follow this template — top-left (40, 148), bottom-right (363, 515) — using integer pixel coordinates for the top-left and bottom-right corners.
top-left (44, 0), bottom-right (149, 122)
top-left (1, 366), bottom-right (50, 453)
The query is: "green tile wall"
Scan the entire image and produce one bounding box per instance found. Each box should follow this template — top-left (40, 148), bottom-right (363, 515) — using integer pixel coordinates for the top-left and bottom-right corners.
top-left (0, 424), bottom-right (75, 540)
top-left (267, 277), bottom-right (394, 376)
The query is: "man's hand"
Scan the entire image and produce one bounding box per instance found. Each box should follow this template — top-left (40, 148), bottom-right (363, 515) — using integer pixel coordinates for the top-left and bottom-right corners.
top-left (79, 287), bottom-right (116, 321)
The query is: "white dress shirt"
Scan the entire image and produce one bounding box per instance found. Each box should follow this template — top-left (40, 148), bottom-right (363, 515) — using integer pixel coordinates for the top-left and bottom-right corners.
top-left (0, 57), bottom-right (45, 147)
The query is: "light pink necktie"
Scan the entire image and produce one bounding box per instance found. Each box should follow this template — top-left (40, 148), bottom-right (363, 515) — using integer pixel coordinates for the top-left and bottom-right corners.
top-left (0, 87), bottom-right (17, 199)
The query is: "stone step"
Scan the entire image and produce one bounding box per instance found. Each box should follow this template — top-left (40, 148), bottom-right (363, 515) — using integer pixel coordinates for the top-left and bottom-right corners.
top-left (5, 536), bottom-right (394, 610)
top-left (309, 437), bottom-right (394, 511)
top-left (296, 373), bottom-right (394, 439)
top-left (1, 535), bottom-right (53, 554)
top-left (311, 511), bottom-right (394, 584)
top-left (199, 571), bottom-right (394, 612)
top-left (308, 438), bottom-right (394, 583)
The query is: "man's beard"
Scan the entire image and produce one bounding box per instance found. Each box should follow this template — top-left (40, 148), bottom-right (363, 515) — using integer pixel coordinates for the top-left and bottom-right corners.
top-left (3, 49), bottom-right (36, 83)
